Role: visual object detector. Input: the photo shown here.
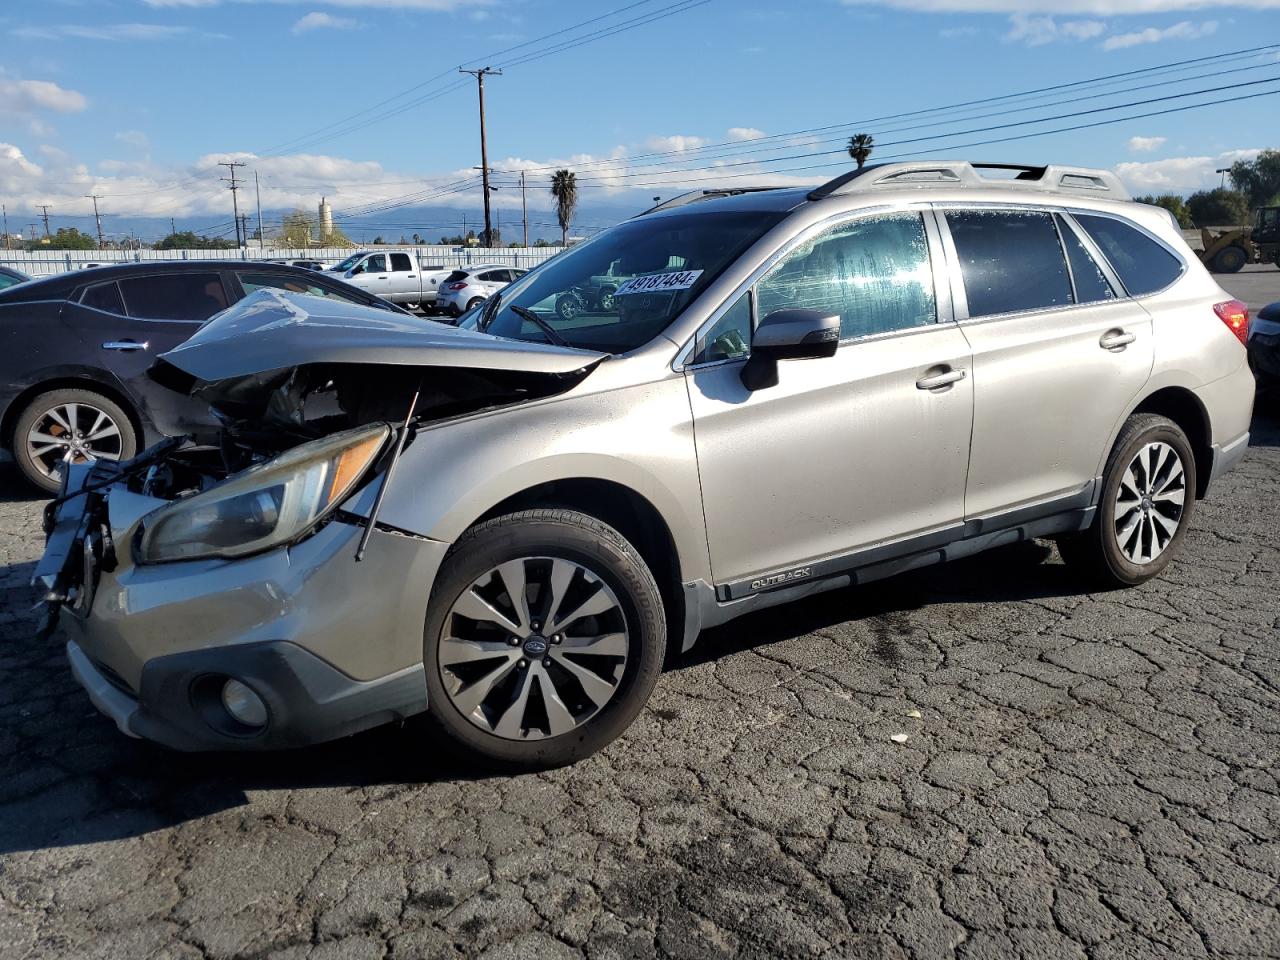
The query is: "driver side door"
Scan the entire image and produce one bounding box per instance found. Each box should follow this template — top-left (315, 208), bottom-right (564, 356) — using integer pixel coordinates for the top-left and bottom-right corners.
top-left (685, 210), bottom-right (974, 595)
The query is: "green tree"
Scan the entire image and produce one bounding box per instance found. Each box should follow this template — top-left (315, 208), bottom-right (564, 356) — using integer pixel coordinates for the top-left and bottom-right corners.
top-left (153, 230), bottom-right (235, 250)
top-left (1228, 149), bottom-right (1280, 208)
top-left (550, 169), bottom-right (577, 246)
top-left (1187, 188), bottom-right (1250, 227)
top-left (372, 236), bottom-right (384, 245)
top-left (1135, 194), bottom-right (1193, 228)
top-left (847, 133), bottom-right (875, 169)
top-left (32, 227), bottom-right (96, 250)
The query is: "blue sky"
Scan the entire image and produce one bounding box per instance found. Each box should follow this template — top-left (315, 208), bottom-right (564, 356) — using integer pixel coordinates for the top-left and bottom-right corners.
top-left (2, 0), bottom-right (1278, 240)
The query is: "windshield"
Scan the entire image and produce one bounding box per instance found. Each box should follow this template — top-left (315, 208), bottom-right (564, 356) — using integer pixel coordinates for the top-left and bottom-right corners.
top-left (463, 210), bottom-right (784, 353)
top-left (332, 254), bottom-right (364, 272)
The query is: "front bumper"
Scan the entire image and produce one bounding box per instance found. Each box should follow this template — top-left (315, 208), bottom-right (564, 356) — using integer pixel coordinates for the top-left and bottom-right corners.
top-left (67, 637), bottom-right (428, 751)
top-left (1247, 329), bottom-right (1280, 384)
top-left (43, 469), bottom-right (448, 750)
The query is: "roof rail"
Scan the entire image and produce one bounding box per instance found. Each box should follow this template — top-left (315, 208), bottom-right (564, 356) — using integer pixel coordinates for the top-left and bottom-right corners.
top-left (634, 186), bottom-right (783, 217)
top-left (807, 161), bottom-right (1129, 202)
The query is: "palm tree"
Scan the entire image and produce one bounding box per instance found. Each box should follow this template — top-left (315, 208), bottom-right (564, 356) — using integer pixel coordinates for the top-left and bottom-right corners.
top-left (550, 169), bottom-right (578, 246)
top-left (847, 134), bottom-right (875, 169)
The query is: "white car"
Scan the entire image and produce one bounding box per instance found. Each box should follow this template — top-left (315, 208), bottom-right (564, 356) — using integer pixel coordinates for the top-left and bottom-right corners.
top-left (435, 263), bottom-right (527, 317)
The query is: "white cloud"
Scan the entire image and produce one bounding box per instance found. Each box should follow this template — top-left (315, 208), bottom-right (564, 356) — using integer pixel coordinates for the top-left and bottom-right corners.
top-left (1127, 135), bottom-right (1167, 152)
top-left (1004, 13), bottom-right (1106, 46)
top-left (727, 127), bottom-right (766, 142)
top-left (12, 23), bottom-right (193, 42)
top-left (644, 135), bottom-right (708, 153)
top-left (292, 11), bottom-right (356, 32)
top-left (842, 1), bottom-right (1279, 10)
top-left (0, 78), bottom-right (87, 115)
top-left (1102, 18), bottom-right (1217, 49)
top-left (115, 130), bottom-right (151, 150)
top-left (0, 144), bottom-right (44, 184)
top-left (1115, 148), bottom-right (1260, 193)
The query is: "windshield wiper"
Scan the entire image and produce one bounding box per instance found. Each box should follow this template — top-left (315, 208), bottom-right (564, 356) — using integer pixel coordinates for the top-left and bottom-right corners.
top-left (511, 304), bottom-right (570, 347)
top-left (478, 290), bottom-right (502, 331)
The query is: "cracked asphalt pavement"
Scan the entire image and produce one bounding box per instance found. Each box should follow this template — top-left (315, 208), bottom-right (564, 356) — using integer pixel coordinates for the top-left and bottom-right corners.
top-left (3, 359), bottom-right (1280, 956)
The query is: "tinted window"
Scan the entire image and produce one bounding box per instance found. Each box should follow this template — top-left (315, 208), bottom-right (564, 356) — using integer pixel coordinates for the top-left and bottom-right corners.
top-left (1056, 214), bottom-right (1115, 304)
top-left (364, 254), bottom-right (387, 273)
top-left (478, 270), bottom-right (505, 282)
top-left (118, 273), bottom-right (228, 321)
top-left (390, 253), bottom-right (413, 272)
top-left (947, 210), bottom-right (1072, 318)
top-left (693, 291), bottom-right (752, 364)
top-left (756, 212), bottom-right (936, 339)
top-left (444, 270), bottom-right (467, 283)
top-left (1074, 214), bottom-right (1183, 296)
top-left (80, 281), bottom-right (125, 315)
top-left (239, 272), bottom-right (366, 304)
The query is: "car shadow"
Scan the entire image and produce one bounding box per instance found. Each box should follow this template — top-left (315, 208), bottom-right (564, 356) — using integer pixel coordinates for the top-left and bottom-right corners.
top-left (1250, 389), bottom-right (1280, 446)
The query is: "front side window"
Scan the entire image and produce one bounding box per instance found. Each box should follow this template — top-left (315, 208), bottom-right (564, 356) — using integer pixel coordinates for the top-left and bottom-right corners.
top-left (1074, 214), bottom-right (1183, 296)
top-left (390, 253), bottom-right (413, 272)
top-left (80, 281), bottom-right (125, 315)
top-left (947, 209), bottom-right (1073, 318)
top-left (363, 254), bottom-right (387, 273)
top-left (469, 209), bottom-right (786, 353)
top-left (1056, 214), bottom-right (1115, 304)
top-left (755, 212), bottom-right (937, 339)
top-left (693, 291), bottom-right (752, 364)
top-left (118, 273), bottom-right (228, 321)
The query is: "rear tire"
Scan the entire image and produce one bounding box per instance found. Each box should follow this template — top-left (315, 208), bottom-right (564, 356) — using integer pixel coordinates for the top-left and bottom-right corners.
top-left (1211, 245), bottom-right (1248, 274)
top-left (466, 297), bottom-right (485, 312)
top-left (1057, 413), bottom-right (1196, 589)
top-left (422, 508), bottom-right (666, 770)
top-left (12, 388), bottom-right (137, 495)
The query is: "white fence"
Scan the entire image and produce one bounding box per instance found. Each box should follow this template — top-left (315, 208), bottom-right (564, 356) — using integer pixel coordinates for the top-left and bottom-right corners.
top-left (0, 245), bottom-right (563, 278)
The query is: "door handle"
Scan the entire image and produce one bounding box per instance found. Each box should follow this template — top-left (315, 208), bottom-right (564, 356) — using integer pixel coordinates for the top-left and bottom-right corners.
top-left (102, 340), bottom-right (148, 352)
top-left (1099, 329), bottom-right (1136, 350)
top-left (916, 367), bottom-right (966, 391)
top-left (407, 274), bottom-right (416, 278)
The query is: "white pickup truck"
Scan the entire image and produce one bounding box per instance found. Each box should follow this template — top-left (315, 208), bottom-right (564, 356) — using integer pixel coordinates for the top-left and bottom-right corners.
top-left (326, 251), bottom-right (452, 311)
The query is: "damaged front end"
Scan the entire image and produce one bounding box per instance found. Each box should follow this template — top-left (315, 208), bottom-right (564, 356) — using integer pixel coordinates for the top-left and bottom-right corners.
top-left (36, 290), bottom-right (607, 631)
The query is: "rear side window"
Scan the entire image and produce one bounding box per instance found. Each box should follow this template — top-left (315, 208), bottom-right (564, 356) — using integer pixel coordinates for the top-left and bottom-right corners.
top-left (80, 281), bottom-right (125, 315)
top-left (390, 253), bottom-right (413, 271)
top-left (1073, 214), bottom-right (1183, 296)
top-left (1055, 214), bottom-right (1115, 304)
top-left (118, 273), bottom-right (229, 321)
top-left (947, 209), bottom-right (1072, 318)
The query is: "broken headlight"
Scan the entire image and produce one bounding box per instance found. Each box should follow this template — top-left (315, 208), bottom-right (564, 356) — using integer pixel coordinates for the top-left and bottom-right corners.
top-left (138, 424), bottom-right (389, 563)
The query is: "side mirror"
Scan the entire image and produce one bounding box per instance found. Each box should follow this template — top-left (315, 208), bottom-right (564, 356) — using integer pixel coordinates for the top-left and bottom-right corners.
top-left (741, 308), bottom-right (840, 390)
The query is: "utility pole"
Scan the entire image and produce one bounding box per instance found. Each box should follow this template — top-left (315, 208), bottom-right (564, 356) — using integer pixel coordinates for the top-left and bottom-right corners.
top-left (170, 217), bottom-right (176, 236)
top-left (459, 67), bottom-right (501, 247)
top-left (254, 170), bottom-right (264, 245)
top-left (218, 160), bottom-right (247, 247)
top-left (2, 204), bottom-right (9, 251)
top-left (37, 205), bottom-right (52, 238)
top-left (520, 170), bottom-right (528, 248)
top-left (85, 195), bottom-right (105, 247)
top-left (28, 223), bottom-right (38, 242)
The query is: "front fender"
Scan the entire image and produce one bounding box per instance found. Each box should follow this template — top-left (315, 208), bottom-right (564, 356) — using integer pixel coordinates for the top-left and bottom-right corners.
top-left (352, 374), bottom-right (713, 585)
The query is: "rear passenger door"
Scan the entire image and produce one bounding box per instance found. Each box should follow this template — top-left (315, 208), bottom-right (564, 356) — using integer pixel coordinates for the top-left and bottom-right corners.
top-left (939, 206), bottom-right (1154, 521)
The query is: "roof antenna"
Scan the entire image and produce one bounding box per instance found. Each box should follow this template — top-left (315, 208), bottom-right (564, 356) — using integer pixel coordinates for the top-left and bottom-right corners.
top-left (355, 379), bottom-right (421, 562)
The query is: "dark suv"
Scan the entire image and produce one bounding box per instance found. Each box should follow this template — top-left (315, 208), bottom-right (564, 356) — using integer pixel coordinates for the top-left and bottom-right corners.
top-left (0, 260), bottom-right (405, 492)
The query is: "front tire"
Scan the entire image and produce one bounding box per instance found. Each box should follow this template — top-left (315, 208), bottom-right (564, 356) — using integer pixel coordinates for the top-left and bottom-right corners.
top-left (12, 388), bottom-right (137, 494)
top-left (423, 509), bottom-right (666, 770)
top-left (1058, 413), bottom-right (1196, 588)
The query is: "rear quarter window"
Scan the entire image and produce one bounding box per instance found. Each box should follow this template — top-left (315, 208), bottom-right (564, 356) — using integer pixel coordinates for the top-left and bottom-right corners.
top-left (1073, 213), bottom-right (1183, 296)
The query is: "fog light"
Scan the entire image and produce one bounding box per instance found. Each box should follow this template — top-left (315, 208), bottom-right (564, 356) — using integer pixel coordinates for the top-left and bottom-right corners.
top-left (220, 679), bottom-right (268, 728)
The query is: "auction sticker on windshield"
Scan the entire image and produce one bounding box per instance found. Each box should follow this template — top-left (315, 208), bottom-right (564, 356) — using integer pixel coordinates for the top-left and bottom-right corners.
top-left (614, 269), bottom-right (703, 296)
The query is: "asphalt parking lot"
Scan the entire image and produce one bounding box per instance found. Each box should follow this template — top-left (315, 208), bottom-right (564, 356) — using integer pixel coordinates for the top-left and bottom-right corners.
top-left (2, 273), bottom-right (1279, 960)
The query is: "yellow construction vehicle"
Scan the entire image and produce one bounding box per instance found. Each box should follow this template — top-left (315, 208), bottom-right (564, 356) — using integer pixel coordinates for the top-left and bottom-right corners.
top-left (1199, 205), bottom-right (1280, 273)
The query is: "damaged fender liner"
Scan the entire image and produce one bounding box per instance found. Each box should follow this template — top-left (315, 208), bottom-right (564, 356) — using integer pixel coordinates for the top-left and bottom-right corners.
top-left (146, 290), bottom-right (607, 442)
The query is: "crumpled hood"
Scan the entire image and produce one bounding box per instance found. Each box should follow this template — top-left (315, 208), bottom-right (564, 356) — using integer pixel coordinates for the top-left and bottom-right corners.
top-left (157, 288), bottom-right (607, 382)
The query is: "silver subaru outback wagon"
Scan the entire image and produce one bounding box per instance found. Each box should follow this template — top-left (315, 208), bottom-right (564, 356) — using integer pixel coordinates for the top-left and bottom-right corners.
top-left (36, 161), bottom-right (1255, 769)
